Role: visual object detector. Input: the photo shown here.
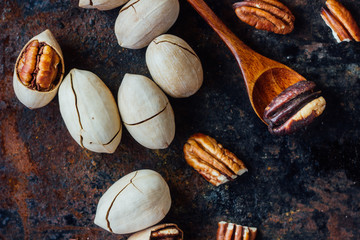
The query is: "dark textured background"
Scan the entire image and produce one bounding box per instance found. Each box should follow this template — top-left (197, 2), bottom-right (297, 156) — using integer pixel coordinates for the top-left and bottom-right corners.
top-left (0, 0), bottom-right (359, 239)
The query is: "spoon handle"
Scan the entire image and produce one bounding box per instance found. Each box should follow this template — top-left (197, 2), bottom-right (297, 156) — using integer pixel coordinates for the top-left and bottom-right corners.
top-left (186, 0), bottom-right (257, 65)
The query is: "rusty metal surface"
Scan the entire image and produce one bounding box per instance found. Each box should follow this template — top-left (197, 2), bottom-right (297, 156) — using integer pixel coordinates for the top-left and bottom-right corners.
top-left (0, 0), bottom-right (360, 239)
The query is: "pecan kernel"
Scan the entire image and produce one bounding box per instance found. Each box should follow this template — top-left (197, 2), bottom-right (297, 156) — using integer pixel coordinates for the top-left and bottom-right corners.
top-left (217, 221), bottom-right (257, 240)
top-left (320, 0), bottom-right (360, 42)
top-left (263, 81), bottom-right (326, 136)
top-left (233, 0), bottom-right (295, 34)
top-left (150, 225), bottom-right (183, 239)
top-left (17, 40), bottom-right (61, 91)
top-left (184, 133), bottom-right (247, 186)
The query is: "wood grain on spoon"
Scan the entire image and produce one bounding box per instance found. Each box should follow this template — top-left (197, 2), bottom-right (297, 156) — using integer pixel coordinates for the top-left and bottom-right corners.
top-left (186, 0), bottom-right (305, 122)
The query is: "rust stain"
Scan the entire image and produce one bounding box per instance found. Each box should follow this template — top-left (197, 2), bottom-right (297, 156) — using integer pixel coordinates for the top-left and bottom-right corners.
top-left (1, 112), bottom-right (39, 176)
top-left (263, 171), bottom-right (359, 238)
top-left (0, 111), bottom-right (39, 240)
top-left (327, 214), bottom-right (354, 239)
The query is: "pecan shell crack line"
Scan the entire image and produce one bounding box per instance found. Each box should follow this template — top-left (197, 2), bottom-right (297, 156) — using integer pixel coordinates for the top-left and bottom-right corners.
top-left (70, 72), bottom-right (85, 148)
top-left (124, 102), bottom-right (169, 126)
top-left (153, 40), bottom-right (199, 59)
top-left (119, 0), bottom-right (140, 13)
top-left (105, 171), bottom-right (139, 233)
top-left (103, 128), bottom-right (122, 146)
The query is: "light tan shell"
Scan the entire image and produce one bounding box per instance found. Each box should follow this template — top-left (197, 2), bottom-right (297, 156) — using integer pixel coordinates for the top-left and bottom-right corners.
top-left (79, 0), bottom-right (129, 10)
top-left (58, 69), bottom-right (122, 153)
top-left (94, 169), bottom-right (171, 234)
top-left (118, 74), bottom-right (175, 149)
top-left (13, 29), bottom-right (65, 109)
top-left (146, 34), bottom-right (203, 98)
top-left (128, 223), bottom-right (183, 240)
top-left (114, 0), bottom-right (180, 49)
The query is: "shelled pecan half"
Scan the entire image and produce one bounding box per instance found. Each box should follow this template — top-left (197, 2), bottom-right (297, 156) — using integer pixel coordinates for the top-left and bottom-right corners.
top-left (17, 40), bottom-right (61, 91)
top-left (263, 80), bottom-right (326, 136)
top-left (233, 0), bottom-right (295, 34)
top-left (183, 133), bottom-right (247, 186)
top-left (320, 0), bottom-right (360, 42)
top-left (128, 223), bottom-right (183, 240)
top-left (217, 221), bottom-right (257, 240)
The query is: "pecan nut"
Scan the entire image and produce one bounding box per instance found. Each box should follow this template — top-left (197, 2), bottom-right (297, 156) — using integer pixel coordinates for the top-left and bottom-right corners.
top-left (233, 0), bottom-right (295, 34)
top-left (320, 0), bottom-right (360, 42)
top-left (128, 223), bottom-right (183, 240)
top-left (150, 224), bottom-right (183, 239)
top-left (183, 133), bottom-right (248, 186)
top-left (217, 221), bottom-right (257, 240)
top-left (263, 80), bottom-right (326, 136)
top-left (17, 40), bottom-right (61, 91)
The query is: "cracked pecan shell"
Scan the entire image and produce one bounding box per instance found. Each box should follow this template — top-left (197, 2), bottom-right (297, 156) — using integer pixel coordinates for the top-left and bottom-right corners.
top-left (13, 29), bottom-right (65, 109)
top-left (58, 69), bottom-right (122, 153)
top-left (183, 133), bottom-right (248, 186)
top-left (94, 170), bottom-right (171, 234)
top-left (217, 221), bottom-right (257, 240)
top-left (263, 81), bottom-right (326, 136)
top-left (118, 74), bottom-right (175, 149)
top-left (233, 0), bottom-right (295, 34)
top-left (320, 0), bottom-right (360, 42)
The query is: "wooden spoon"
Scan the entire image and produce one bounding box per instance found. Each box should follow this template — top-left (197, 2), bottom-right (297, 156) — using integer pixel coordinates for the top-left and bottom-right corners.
top-left (187, 0), bottom-right (305, 122)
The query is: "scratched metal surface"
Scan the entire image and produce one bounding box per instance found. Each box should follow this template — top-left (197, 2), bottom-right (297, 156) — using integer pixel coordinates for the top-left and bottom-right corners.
top-left (0, 0), bottom-right (360, 239)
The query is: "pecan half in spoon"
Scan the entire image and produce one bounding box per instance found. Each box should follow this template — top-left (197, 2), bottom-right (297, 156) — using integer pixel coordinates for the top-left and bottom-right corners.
top-left (263, 81), bottom-right (326, 136)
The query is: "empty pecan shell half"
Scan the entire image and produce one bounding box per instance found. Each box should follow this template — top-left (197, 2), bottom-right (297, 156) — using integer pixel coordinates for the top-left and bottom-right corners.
top-left (17, 39), bottom-right (61, 91)
top-left (320, 0), bottom-right (360, 42)
top-left (263, 80), bottom-right (326, 136)
top-left (183, 133), bottom-right (248, 186)
top-left (233, 0), bottom-right (295, 34)
top-left (217, 221), bottom-right (257, 240)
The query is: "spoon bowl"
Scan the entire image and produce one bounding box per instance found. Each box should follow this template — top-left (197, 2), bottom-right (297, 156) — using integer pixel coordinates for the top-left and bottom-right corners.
top-left (187, 0), bottom-right (306, 122)
top-left (252, 68), bottom-right (305, 119)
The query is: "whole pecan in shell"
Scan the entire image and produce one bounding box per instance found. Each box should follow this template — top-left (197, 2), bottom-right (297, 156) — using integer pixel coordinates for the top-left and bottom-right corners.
top-left (320, 0), bottom-right (360, 42)
top-left (233, 0), bottom-right (295, 34)
top-left (17, 40), bottom-right (61, 91)
top-left (183, 133), bottom-right (247, 186)
top-left (263, 80), bottom-right (326, 136)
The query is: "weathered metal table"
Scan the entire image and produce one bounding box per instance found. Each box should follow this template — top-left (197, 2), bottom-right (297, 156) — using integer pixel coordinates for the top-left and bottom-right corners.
top-left (0, 0), bottom-right (359, 239)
